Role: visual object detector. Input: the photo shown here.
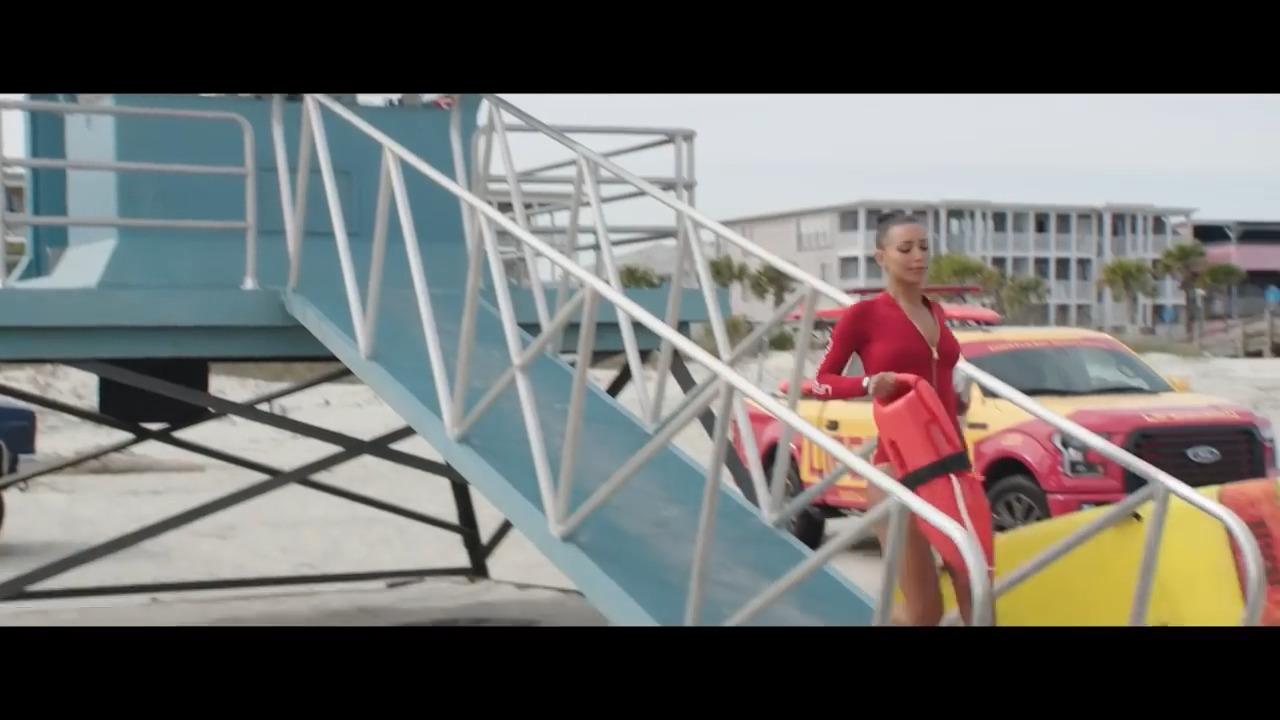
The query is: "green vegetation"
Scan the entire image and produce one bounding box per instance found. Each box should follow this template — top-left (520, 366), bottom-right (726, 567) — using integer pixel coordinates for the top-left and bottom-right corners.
top-left (926, 253), bottom-right (1047, 324)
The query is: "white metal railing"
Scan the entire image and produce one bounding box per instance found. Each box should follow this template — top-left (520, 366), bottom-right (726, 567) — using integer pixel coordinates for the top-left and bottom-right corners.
top-left (475, 119), bottom-right (695, 262)
top-left (276, 93), bottom-right (1264, 627)
top-left (0, 97), bottom-right (259, 289)
top-left (273, 93), bottom-right (991, 626)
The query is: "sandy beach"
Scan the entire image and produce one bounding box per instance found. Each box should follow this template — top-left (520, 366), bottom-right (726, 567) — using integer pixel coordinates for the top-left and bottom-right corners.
top-left (0, 351), bottom-right (1275, 625)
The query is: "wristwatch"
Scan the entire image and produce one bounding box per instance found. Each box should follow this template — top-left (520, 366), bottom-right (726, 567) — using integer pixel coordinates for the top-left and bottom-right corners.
top-left (861, 376), bottom-right (871, 392)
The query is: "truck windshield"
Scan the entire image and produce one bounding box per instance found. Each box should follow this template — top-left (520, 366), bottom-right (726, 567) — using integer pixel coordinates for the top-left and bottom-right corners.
top-left (967, 344), bottom-right (1174, 396)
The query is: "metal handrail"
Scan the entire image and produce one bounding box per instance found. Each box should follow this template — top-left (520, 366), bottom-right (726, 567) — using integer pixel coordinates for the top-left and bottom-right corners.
top-left (0, 97), bottom-right (259, 290)
top-left (481, 94), bottom-right (1266, 626)
top-left (279, 93), bottom-right (993, 626)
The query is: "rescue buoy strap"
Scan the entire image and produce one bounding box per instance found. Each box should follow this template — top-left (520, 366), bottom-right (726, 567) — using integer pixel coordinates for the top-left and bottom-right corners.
top-left (898, 450), bottom-right (972, 491)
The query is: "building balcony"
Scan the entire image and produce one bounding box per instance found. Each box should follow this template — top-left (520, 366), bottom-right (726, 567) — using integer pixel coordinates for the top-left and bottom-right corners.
top-left (1048, 279), bottom-right (1100, 302)
top-left (989, 233), bottom-right (1100, 256)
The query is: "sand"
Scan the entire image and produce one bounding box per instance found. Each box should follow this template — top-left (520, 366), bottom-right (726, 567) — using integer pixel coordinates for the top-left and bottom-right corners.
top-left (0, 351), bottom-right (1274, 625)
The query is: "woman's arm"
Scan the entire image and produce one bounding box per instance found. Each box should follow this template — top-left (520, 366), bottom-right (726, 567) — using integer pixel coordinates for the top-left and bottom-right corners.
top-left (813, 304), bottom-right (868, 399)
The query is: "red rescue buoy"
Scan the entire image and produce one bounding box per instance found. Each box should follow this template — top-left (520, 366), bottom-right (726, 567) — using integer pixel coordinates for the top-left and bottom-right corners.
top-left (872, 374), bottom-right (994, 586)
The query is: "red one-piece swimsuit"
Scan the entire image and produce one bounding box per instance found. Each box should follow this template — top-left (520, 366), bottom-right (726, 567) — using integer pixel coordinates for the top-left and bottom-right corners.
top-left (813, 292), bottom-right (963, 466)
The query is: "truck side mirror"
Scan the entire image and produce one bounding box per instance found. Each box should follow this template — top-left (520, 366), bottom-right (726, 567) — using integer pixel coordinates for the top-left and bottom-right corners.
top-left (778, 379), bottom-right (816, 397)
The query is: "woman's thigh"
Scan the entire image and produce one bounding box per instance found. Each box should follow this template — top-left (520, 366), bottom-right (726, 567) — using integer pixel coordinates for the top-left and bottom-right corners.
top-left (866, 463), bottom-right (943, 622)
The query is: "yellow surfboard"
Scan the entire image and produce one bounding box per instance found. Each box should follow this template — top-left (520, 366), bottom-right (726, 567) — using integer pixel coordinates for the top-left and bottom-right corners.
top-left (895, 479), bottom-right (1280, 626)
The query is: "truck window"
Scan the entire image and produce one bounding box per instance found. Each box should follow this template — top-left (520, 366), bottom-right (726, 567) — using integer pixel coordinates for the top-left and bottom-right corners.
top-left (968, 343), bottom-right (1172, 396)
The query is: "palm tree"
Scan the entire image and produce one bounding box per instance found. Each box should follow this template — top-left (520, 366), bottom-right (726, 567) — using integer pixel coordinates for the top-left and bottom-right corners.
top-left (999, 276), bottom-right (1049, 324)
top-left (1098, 258), bottom-right (1157, 330)
top-left (708, 253), bottom-right (750, 290)
top-left (1197, 262), bottom-right (1246, 317)
top-left (618, 263), bottom-right (663, 289)
top-left (926, 253), bottom-right (1002, 297)
top-left (1155, 241), bottom-right (1208, 337)
top-left (750, 265), bottom-right (796, 308)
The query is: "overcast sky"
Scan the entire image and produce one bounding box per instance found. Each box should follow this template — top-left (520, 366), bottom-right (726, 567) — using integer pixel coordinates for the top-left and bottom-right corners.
top-left (5, 94), bottom-right (1278, 221)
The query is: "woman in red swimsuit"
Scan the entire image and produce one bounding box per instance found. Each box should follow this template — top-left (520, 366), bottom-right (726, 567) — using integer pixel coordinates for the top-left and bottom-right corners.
top-left (813, 213), bottom-right (972, 626)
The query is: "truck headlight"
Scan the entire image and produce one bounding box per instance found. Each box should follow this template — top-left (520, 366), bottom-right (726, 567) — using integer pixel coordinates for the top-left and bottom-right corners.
top-left (1258, 423), bottom-right (1276, 472)
top-left (1051, 433), bottom-right (1104, 476)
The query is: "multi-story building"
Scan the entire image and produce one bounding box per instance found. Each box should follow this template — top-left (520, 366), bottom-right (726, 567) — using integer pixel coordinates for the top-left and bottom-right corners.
top-left (719, 199), bottom-right (1195, 329)
top-left (1196, 219), bottom-right (1280, 318)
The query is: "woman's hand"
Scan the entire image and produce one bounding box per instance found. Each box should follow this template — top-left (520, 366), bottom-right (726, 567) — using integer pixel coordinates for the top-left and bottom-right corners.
top-left (867, 372), bottom-right (900, 401)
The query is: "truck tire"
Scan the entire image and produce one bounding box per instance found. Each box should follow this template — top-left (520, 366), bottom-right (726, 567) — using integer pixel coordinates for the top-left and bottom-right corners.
top-left (782, 461), bottom-right (827, 550)
top-left (987, 474), bottom-right (1051, 532)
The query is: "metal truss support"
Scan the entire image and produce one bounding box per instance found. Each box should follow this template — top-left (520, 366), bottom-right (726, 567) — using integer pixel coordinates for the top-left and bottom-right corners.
top-left (587, 350), bottom-right (758, 505)
top-left (0, 362), bottom-right (513, 602)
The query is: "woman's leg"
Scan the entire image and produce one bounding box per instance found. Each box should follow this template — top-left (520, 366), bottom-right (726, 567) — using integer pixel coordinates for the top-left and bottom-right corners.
top-left (947, 556), bottom-right (995, 627)
top-left (948, 568), bottom-right (974, 627)
top-left (865, 462), bottom-right (944, 626)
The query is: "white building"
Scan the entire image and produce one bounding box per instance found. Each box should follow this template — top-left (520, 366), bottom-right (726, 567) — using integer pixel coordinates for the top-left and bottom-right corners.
top-left (2, 167), bottom-right (25, 245)
top-left (718, 199), bottom-right (1196, 329)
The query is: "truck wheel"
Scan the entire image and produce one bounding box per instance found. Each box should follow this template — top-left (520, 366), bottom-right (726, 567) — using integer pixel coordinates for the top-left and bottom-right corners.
top-left (987, 474), bottom-right (1051, 532)
top-left (782, 462), bottom-right (827, 550)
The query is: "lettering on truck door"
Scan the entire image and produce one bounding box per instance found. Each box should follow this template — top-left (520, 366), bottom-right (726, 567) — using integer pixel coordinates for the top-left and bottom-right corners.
top-left (800, 433), bottom-right (870, 505)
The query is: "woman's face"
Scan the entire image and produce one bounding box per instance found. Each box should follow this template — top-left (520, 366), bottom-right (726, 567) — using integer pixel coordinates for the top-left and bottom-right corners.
top-left (875, 221), bottom-right (929, 285)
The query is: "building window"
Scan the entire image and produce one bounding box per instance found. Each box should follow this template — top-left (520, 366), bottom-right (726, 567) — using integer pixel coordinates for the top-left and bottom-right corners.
top-left (819, 262), bottom-right (830, 282)
top-left (1112, 214), bottom-right (1127, 236)
top-left (1152, 216), bottom-right (1168, 234)
top-left (838, 211), bottom-right (859, 232)
top-left (1075, 258), bottom-right (1093, 282)
top-left (1054, 258), bottom-right (1071, 280)
top-left (839, 257), bottom-right (859, 279)
top-left (862, 255), bottom-right (883, 281)
top-left (1033, 258), bottom-right (1050, 280)
top-left (991, 212), bottom-right (1008, 232)
top-left (1034, 213), bottom-right (1050, 233)
top-left (796, 216), bottom-right (833, 253)
top-left (1012, 212), bottom-right (1030, 234)
top-left (1055, 213), bottom-right (1072, 234)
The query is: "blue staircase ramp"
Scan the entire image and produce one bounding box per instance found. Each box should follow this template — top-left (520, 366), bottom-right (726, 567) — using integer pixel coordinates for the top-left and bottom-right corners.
top-left (280, 95), bottom-right (881, 626)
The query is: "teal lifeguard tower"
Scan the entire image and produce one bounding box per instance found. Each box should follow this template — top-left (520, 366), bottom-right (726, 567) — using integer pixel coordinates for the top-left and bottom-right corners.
top-left (0, 93), bottom-right (893, 625)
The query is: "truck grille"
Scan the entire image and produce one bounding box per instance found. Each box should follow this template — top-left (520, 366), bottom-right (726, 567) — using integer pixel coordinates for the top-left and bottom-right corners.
top-left (1123, 425), bottom-right (1265, 492)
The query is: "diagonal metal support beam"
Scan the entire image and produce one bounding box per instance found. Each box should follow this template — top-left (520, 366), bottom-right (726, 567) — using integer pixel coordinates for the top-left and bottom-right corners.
top-left (601, 351), bottom-right (649, 398)
top-left (444, 464), bottom-right (491, 577)
top-left (73, 361), bottom-right (458, 481)
top-left (482, 519), bottom-right (514, 561)
top-left (0, 383), bottom-right (470, 534)
top-left (0, 426), bottom-right (417, 599)
top-left (0, 367), bottom-right (352, 493)
top-left (668, 352), bottom-right (758, 504)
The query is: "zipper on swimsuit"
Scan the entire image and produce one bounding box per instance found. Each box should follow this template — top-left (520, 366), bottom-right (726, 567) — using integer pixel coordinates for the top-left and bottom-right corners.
top-left (907, 305), bottom-right (983, 563)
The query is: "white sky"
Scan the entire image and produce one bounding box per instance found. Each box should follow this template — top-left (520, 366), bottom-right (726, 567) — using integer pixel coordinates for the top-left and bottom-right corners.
top-left (5, 93), bottom-right (1279, 221)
